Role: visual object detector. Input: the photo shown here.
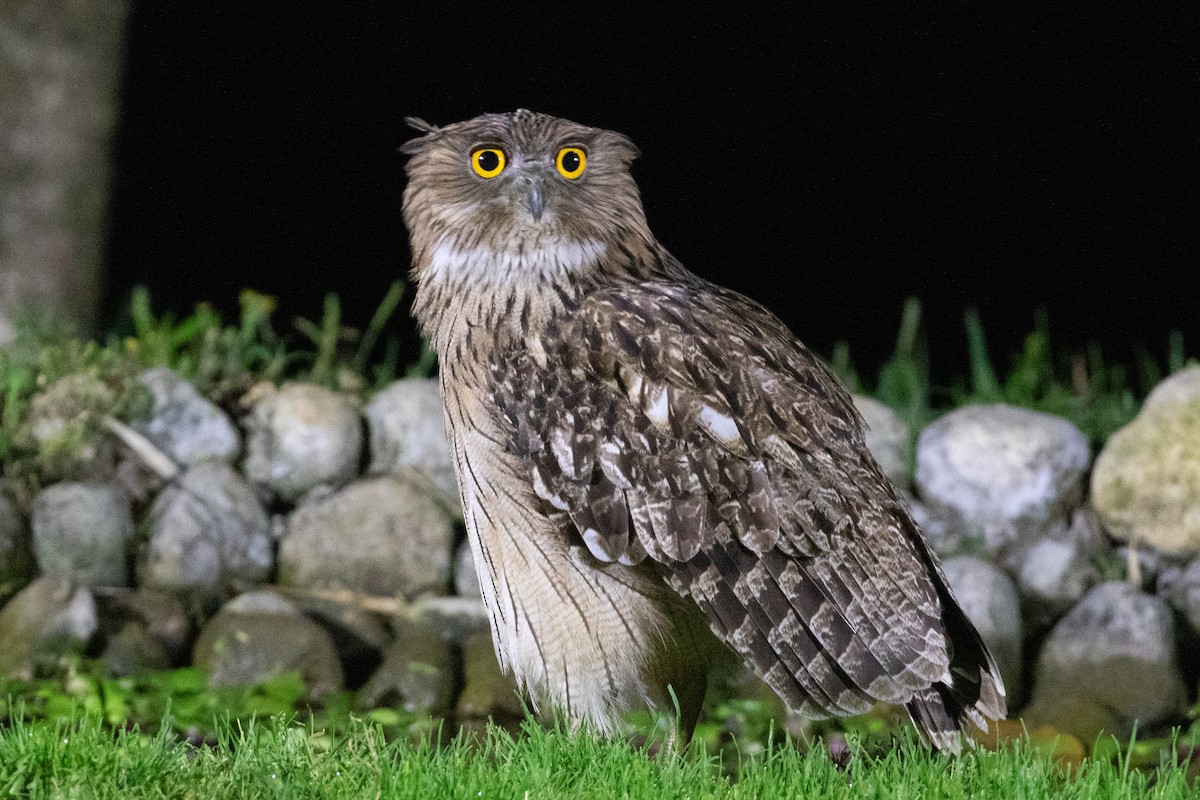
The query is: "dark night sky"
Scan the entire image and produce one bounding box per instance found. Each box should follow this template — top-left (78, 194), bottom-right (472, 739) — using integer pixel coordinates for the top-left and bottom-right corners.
top-left (103, 4), bottom-right (1198, 388)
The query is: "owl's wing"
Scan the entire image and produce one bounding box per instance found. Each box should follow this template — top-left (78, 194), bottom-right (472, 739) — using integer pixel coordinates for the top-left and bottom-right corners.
top-left (490, 276), bottom-right (1003, 742)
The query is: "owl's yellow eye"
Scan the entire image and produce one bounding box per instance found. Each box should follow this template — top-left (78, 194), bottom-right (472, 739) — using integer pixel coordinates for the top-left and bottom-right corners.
top-left (471, 148), bottom-right (506, 178)
top-left (555, 147), bottom-right (587, 179)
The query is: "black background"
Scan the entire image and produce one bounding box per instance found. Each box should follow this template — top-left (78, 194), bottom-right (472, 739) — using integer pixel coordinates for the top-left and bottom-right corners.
top-left (103, 4), bottom-right (1197, 388)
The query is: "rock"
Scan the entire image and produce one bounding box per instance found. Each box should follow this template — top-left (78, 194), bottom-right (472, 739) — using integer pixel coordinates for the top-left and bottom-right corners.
top-left (96, 588), bottom-right (190, 675)
top-left (279, 476), bottom-right (455, 599)
top-left (289, 596), bottom-right (391, 687)
top-left (1142, 365), bottom-right (1200, 414)
top-left (30, 482), bottom-right (132, 586)
top-left (1166, 558), bottom-right (1200, 636)
top-left (102, 622), bottom-right (174, 675)
top-left (852, 395), bottom-right (911, 488)
top-left (906, 493), bottom-right (958, 556)
top-left (193, 590), bottom-right (344, 700)
top-left (454, 541), bottom-right (481, 598)
top-left (1115, 544), bottom-right (1163, 590)
top-left (1066, 505), bottom-right (1114, 561)
top-left (456, 631), bottom-right (523, 735)
top-left (358, 616), bottom-right (455, 715)
top-left (1014, 539), bottom-right (1099, 631)
top-left (0, 578), bottom-right (98, 678)
top-left (225, 590), bottom-right (297, 615)
top-left (134, 367), bottom-right (240, 465)
top-left (1026, 582), bottom-right (1185, 742)
top-left (365, 378), bottom-right (459, 512)
top-left (405, 595), bottom-right (490, 644)
top-left (915, 404), bottom-right (1090, 561)
top-left (140, 462), bottom-right (273, 597)
top-left (242, 382), bottom-right (363, 502)
top-left (1091, 366), bottom-right (1200, 557)
top-left (0, 492), bottom-right (35, 600)
top-left (21, 372), bottom-right (119, 480)
top-left (940, 556), bottom-right (1023, 703)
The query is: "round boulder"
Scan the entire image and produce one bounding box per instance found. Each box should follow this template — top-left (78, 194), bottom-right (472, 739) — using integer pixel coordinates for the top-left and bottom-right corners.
top-left (358, 615), bottom-right (455, 715)
top-left (134, 367), bottom-right (240, 465)
top-left (193, 590), bottom-right (344, 700)
top-left (457, 630), bottom-right (524, 736)
top-left (1014, 538), bottom-right (1099, 632)
top-left (1091, 366), bottom-right (1200, 556)
top-left (242, 382), bottom-right (363, 502)
top-left (940, 555), bottom-right (1023, 703)
top-left (140, 462), bottom-right (273, 596)
top-left (0, 578), bottom-right (98, 679)
top-left (454, 541), bottom-right (481, 599)
top-left (915, 404), bottom-right (1090, 559)
top-left (279, 476), bottom-right (455, 599)
top-left (0, 492), bottom-right (34, 600)
top-left (1026, 581), bottom-right (1185, 743)
top-left (31, 482), bottom-right (132, 586)
top-left (364, 378), bottom-right (459, 512)
top-left (1166, 557), bottom-right (1200, 636)
top-left (852, 395), bottom-right (911, 488)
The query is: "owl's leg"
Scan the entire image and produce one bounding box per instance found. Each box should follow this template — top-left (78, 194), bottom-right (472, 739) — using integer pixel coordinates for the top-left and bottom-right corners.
top-left (664, 672), bottom-right (708, 750)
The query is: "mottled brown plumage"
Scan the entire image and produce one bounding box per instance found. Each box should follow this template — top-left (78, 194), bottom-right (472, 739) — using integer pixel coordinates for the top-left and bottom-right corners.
top-left (401, 109), bottom-right (1005, 749)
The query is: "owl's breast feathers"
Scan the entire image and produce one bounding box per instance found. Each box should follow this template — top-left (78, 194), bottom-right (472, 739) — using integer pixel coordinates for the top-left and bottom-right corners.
top-left (488, 276), bottom-right (1005, 747)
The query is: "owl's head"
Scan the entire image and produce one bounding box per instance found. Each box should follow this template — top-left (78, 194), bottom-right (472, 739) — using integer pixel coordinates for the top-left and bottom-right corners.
top-left (401, 110), bottom-right (650, 283)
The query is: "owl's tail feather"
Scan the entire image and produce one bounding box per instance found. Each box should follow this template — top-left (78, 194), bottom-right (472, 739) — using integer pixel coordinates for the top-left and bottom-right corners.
top-left (906, 552), bottom-right (1007, 753)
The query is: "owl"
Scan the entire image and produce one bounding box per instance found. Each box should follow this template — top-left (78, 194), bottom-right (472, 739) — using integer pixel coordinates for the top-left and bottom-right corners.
top-left (401, 110), bottom-right (1004, 750)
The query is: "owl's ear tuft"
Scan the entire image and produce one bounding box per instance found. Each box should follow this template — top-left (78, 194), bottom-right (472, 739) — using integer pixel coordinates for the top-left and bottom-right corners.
top-left (404, 116), bottom-right (439, 134)
top-left (399, 117), bottom-right (441, 155)
top-left (602, 131), bottom-right (641, 164)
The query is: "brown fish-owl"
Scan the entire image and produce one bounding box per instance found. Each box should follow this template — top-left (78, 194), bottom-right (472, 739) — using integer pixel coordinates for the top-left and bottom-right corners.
top-left (401, 109), bottom-right (1004, 749)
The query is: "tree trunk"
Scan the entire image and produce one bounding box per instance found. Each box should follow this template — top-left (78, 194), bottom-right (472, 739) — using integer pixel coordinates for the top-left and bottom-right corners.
top-left (0, 0), bottom-right (129, 343)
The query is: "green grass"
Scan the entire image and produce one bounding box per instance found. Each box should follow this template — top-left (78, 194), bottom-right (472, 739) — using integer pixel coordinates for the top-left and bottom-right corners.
top-left (0, 713), bottom-right (1194, 800)
top-left (0, 285), bottom-right (420, 503)
top-left (831, 298), bottom-right (1194, 452)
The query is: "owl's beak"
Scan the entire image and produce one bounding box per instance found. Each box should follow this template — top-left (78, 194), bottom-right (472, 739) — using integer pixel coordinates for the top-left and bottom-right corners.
top-left (526, 180), bottom-right (546, 222)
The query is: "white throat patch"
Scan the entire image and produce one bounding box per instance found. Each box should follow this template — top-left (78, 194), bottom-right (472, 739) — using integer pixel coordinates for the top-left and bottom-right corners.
top-left (426, 237), bottom-right (606, 285)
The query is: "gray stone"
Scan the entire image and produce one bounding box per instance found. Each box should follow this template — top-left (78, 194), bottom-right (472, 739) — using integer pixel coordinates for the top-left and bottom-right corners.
top-left (358, 616), bottom-right (455, 715)
top-left (21, 372), bottom-right (119, 480)
top-left (134, 367), bottom-right (240, 465)
top-left (941, 556), bottom-right (1023, 703)
top-left (915, 404), bottom-right (1090, 561)
top-left (1115, 544), bottom-right (1163, 591)
top-left (454, 541), bottom-right (481, 598)
top-left (1027, 582), bottom-right (1186, 743)
top-left (1167, 558), bottom-right (1200, 636)
top-left (97, 588), bottom-right (190, 674)
top-left (31, 482), bottom-right (131, 586)
top-left (1015, 539), bottom-right (1100, 631)
top-left (852, 395), bottom-right (911, 488)
top-left (224, 590), bottom-right (297, 615)
top-left (1067, 505), bottom-right (1114, 561)
top-left (906, 493), bottom-right (959, 556)
top-left (1142, 365), bottom-right (1200, 414)
top-left (102, 622), bottom-right (173, 675)
top-left (405, 595), bottom-right (490, 644)
top-left (242, 382), bottom-right (363, 502)
top-left (1091, 366), bottom-right (1200, 557)
top-left (1156, 562), bottom-right (1184, 601)
top-left (365, 378), bottom-right (459, 512)
top-left (0, 492), bottom-right (34, 600)
top-left (140, 462), bottom-right (272, 596)
top-left (193, 590), bottom-right (344, 700)
top-left (0, 578), bottom-right (98, 679)
top-left (279, 476), bottom-right (454, 599)
top-left (456, 631), bottom-right (523, 736)
top-left (290, 595), bottom-right (392, 684)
